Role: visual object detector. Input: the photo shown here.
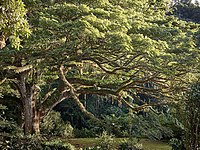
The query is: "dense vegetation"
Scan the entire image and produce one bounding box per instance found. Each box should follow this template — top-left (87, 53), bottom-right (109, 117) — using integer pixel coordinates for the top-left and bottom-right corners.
top-left (1, 0), bottom-right (200, 149)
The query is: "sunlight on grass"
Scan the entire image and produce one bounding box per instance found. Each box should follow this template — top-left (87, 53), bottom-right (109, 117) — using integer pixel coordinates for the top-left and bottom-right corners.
top-left (140, 139), bottom-right (171, 150)
top-left (65, 138), bottom-right (171, 150)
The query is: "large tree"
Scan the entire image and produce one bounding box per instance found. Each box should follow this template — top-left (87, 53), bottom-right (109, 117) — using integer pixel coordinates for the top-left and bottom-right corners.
top-left (0, 0), bottom-right (199, 135)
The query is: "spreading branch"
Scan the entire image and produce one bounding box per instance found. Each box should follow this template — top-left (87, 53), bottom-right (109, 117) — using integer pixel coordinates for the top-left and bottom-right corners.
top-left (59, 65), bottom-right (99, 121)
top-left (0, 78), bottom-right (6, 85)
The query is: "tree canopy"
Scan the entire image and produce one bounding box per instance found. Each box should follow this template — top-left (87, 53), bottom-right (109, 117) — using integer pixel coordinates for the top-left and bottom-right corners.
top-left (0, 0), bottom-right (31, 49)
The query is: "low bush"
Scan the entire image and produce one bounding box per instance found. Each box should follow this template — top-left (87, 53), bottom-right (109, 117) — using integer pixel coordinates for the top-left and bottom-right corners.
top-left (169, 138), bottom-right (184, 150)
top-left (42, 140), bottom-right (76, 150)
top-left (41, 111), bottom-right (73, 138)
top-left (0, 134), bottom-right (75, 150)
top-left (0, 120), bottom-right (22, 135)
top-left (119, 138), bottom-right (143, 150)
top-left (94, 131), bottom-right (116, 150)
top-left (0, 134), bottom-right (43, 150)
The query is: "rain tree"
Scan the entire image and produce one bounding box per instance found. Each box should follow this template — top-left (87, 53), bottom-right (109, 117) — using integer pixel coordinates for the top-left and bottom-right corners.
top-left (0, 0), bottom-right (199, 134)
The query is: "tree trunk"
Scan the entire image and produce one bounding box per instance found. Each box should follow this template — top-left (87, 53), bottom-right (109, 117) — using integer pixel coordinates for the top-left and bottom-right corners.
top-left (33, 111), bottom-right (40, 135)
top-left (24, 96), bottom-right (33, 134)
top-left (17, 72), bottom-right (34, 135)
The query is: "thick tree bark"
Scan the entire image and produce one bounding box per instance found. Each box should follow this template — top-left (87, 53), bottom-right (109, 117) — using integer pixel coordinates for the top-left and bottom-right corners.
top-left (17, 72), bottom-right (34, 135)
top-left (24, 96), bottom-right (33, 134)
top-left (22, 87), bottom-right (42, 135)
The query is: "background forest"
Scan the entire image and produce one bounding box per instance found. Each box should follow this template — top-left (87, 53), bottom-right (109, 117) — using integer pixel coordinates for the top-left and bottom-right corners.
top-left (1, 0), bottom-right (200, 150)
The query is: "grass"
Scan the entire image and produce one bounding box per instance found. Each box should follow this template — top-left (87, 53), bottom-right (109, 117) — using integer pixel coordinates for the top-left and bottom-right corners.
top-left (139, 139), bottom-right (171, 150)
top-left (65, 138), bottom-right (171, 150)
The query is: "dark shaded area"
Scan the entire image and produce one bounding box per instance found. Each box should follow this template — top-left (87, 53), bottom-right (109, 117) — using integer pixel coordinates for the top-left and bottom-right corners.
top-left (0, 95), bottom-right (23, 125)
top-left (172, 0), bottom-right (200, 23)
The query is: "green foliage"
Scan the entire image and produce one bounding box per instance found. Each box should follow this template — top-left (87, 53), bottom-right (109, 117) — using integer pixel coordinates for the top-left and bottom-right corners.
top-left (91, 132), bottom-right (143, 150)
top-left (119, 138), bottom-right (143, 150)
top-left (0, 0), bottom-right (31, 49)
top-left (25, 0), bottom-right (200, 96)
top-left (41, 111), bottom-right (73, 138)
top-left (0, 103), bottom-right (6, 119)
top-left (169, 138), bottom-right (184, 150)
top-left (1, 0), bottom-right (200, 137)
top-left (0, 96), bottom-right (23, 125)
top-left (61, 97), bottom-right (183, 140)
top-left (0, 120), bottom-right (22, 135)
top-left (74, 128), bottom-right (96, 138)
top-left (0, 134), bottom-right (43, 150)
top-left (94, 131), bottom-right (116, 150)
top-left (42, 140), bottom-right (76, 150)
top-left (100, 111), bottom-right (177, 140)
top-left (173, 1), bottom-right (200, 23)
top-left (0, 134), bottom-right (75, 150)
top-left (0, 104), bottom-right (22, 135)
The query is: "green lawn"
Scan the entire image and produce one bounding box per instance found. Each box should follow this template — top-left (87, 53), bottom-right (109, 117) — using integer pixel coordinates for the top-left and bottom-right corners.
top-left (65, 138), bottom-right (171, 150)
top-left (140, 139), bottom-right (171, 150)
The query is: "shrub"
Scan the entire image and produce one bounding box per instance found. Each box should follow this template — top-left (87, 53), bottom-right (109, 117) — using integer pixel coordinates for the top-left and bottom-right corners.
top-left (94, 131), bottom-right (116, 150)
top-left (119, 138), bottom-right (143, 150)
top-left (0, 134), bottom-right (43, 150)
top-left (41, 111), bottom-right (73, 137)
top-left (0, 104), bottom-right (23, 135)
top-left (169, 138), bottom-right (184, 150)
top-left (63, 122), bottom-right (74, 138)
top-left (0, 120), bottom-right (22, 135)
top-left (42, 140), bottom-right (76, 150)
top-left (0, 134), bottom-right (76, 150)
